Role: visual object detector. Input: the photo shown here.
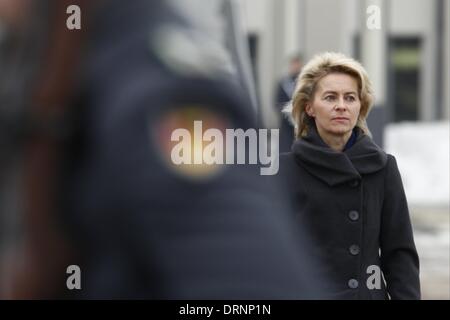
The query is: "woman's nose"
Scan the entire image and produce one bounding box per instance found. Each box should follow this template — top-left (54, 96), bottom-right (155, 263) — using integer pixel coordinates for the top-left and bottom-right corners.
top-left (334, 97), bottom-right (347, 111)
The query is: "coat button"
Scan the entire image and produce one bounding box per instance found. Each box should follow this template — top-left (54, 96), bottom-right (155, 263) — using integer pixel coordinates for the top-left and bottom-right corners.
top-left (349, 179), bottom-right (359, 187)
top-left (348, 210), bottom-right (359, 221)
top-left (349, 244), bottom-right (360, 255)
top-left (348, 279), bottom-right (359, 289)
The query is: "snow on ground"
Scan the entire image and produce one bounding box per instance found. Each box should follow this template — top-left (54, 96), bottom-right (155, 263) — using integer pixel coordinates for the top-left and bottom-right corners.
top-left (385, 121), bottom-right (449, 299)
top-left (384, 121), bottom-right (449, 207)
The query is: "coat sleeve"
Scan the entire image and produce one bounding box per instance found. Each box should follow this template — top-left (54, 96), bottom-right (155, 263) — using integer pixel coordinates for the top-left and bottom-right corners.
top-left (380, 155), bottom-right (421, 299)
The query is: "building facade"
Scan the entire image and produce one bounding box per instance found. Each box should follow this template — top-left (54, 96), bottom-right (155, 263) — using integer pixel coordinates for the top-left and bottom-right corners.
top-left (239, 0), bottom-right (450, 146)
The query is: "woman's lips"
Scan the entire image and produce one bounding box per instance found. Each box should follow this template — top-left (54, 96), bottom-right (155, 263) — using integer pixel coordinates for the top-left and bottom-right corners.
top-left (332, 117), bottom-right (349, 121)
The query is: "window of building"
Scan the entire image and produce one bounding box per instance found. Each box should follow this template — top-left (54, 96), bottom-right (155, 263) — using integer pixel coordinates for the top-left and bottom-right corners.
top-left (388, 37), bottom-right (421, 122)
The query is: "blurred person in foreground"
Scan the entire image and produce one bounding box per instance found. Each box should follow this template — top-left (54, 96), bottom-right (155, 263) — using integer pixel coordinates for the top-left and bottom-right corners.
top-left (280, 52), bottom-right (420, 299)
top-left (275, 54), bottom-right (302, 153)
top-left (0, 0), bottom-right (323, 299)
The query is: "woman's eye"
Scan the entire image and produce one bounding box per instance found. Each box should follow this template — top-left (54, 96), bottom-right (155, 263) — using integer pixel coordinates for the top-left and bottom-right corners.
top-left (325, 96), bottom-right (335, 101)
top-left (346, 96), bottom-right (356, 102)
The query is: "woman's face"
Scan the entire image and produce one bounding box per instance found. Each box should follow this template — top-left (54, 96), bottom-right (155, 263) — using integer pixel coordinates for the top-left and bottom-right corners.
top-left (306, 72), bottom-right (361, 139)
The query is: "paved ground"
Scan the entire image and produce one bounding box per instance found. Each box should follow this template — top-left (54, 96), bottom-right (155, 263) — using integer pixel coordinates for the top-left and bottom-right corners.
top-left (410, 206), bottom-right (449, 300)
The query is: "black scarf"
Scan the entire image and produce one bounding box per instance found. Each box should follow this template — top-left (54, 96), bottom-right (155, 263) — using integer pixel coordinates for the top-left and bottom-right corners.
top-left (291, 125), bottom-right (388, 186)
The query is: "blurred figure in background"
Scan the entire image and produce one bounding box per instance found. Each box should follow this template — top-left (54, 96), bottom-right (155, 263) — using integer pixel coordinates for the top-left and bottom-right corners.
top-left (275, 53), bottom-right (302, 153)
top-left (0, 0), bottom-right (323, 299)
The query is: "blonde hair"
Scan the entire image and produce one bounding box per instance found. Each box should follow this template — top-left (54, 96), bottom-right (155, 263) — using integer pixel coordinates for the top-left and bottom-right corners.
top-left (289, 52), bottom-right (374, 138)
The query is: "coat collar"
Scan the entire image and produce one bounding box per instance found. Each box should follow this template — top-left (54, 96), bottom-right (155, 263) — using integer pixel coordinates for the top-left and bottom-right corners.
top-left (291, 124), bottom-right (388, 186)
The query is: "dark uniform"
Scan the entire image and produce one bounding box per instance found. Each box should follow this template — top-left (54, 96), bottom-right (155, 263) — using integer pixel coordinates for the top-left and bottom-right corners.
top-left (58, 0), bottom-right (322, 299)
top-left (275, 74), bottom-right (297, 153)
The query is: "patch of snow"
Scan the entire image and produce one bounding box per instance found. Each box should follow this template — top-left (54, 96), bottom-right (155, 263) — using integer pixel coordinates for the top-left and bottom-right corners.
top-left (384, 121), bottom-right (449, 207)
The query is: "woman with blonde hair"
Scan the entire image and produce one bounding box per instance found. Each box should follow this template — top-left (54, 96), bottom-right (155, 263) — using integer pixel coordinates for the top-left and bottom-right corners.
top-left (280, 52), bottom-right (420, 299)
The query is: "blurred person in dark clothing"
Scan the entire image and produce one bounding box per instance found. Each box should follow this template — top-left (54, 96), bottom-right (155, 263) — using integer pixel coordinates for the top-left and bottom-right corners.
top-left (275, 54), bottom-right (302, 153)
top-left (0, 0), bottom-right (323, 299)
top-left (276, 54), bottom-right (302, 105)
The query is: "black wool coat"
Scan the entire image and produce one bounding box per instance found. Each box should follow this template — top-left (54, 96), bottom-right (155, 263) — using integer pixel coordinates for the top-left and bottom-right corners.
top-left (279, 126), bottom-right (420, 299)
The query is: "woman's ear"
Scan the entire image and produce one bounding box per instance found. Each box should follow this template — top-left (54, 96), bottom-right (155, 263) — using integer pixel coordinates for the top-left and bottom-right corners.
top-left (305, 103), bottom-right (314, 117)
